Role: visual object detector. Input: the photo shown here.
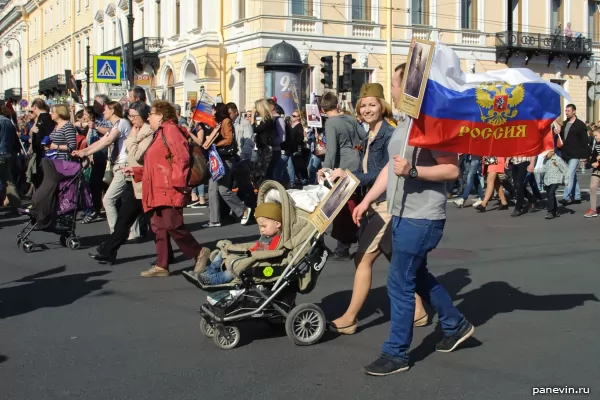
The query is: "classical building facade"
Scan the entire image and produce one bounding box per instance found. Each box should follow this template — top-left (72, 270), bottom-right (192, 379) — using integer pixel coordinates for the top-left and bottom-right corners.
top-left (150, 0), bottom-right (600, 120)
top-left (0, 0), bottom-right (94, 105)
top-left (2, 0), bottom-right (600, 121)
top-left (0, 2), bottom-right (27, 107)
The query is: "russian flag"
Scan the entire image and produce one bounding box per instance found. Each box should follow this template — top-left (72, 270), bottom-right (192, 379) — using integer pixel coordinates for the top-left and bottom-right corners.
top-left (192, 99), bottom-right (216, 128)
top-left (409, 43), bottom-right (571, 157)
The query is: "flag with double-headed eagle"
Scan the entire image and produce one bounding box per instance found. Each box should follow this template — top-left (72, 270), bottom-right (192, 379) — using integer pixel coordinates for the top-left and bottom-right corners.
top-left (408, 43), bottom-right (570, 157)
top-left (191, 91), bottom-right (217, 128)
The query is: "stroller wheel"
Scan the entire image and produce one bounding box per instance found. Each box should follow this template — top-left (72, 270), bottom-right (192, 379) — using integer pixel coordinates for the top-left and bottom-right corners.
top-left (15, 236), bottom-right (24, 248)
top-left (285, 303), bottom-right (326, 346)
top-left (21, 240), bottom-right (35, 253)
top-left (213, 325), bottom-right (240, 350)
top-left (66, 237), bottom-right (81, 250)
top-left (199, 316), bottom-right (215, 338)
top-left (59, 234), bottom-right (68, 247)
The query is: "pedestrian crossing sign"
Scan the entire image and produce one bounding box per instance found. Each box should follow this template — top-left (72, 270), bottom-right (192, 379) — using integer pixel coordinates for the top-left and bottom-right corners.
top-left (93, 55), bottom-right (122, 84)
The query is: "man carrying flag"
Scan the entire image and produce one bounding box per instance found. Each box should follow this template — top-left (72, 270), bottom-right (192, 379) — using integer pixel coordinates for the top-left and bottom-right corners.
top-left (353, 60), bottom-right (474, 376)
top-left (351, 41), bottom-right (571, 376)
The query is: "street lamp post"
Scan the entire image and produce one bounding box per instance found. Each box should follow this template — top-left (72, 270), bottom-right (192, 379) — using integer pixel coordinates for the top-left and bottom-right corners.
top-left (4, 37), bottom-right (23, 103)
top-left (127, 0), bottom-right (135, 88)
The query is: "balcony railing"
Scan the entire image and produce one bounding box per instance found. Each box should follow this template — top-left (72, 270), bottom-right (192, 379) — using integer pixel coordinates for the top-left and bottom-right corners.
top-left (462, 32), bottom-right (482, 45)
top-left (101, 37), bottom-right (163, 58)
top-left (495, 31), bottom-right (593, 67)
top-left (411, 27), bottom-right (431, 41)
top-left (292, 19), bottom-right (317, 34)
top-left (4, 88), bottom-right (22, 101)
top-left (352, 24), bottom-right (375, 38)
top-left (39, 74), bottom-right (66, 94)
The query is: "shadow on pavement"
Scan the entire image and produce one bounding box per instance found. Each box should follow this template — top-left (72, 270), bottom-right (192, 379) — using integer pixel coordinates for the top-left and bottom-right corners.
top-left (0, 266), bottom-right (110, 319)
top-left (0, 217), bottom-right (27, 230)
top-left (318, 267), bottom-right (598, 357)
top-left (0, 355), bottom-right (7, 364)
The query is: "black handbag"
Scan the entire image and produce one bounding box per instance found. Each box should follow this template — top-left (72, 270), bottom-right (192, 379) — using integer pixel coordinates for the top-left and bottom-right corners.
top-left (215, 121), bottom-right (238, 158)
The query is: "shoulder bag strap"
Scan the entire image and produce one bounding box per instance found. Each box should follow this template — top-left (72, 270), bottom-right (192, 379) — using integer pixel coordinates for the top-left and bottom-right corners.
top-left (159, 127), bottom-right (172, 164)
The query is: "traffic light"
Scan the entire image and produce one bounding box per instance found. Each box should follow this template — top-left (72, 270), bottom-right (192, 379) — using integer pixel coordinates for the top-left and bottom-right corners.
top-left (342, 54), bottom-right (356, 92)
top-left (320, 56), bottom-right (334, 89)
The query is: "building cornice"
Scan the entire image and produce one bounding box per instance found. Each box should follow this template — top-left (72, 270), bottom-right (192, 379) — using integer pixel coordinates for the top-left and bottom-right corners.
top-left (223, 31), bottom-right (497, 62)
top-left (0, 7), bottom-right (23, 33)
top-left (158, 35), bottom-right (221, 57)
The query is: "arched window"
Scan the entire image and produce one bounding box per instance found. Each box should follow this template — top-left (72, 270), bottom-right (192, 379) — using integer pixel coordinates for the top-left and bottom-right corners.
top-left (166, 68), bottom-right (175, 103)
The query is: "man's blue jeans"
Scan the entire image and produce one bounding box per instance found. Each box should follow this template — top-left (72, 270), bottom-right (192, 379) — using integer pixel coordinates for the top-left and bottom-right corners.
top-left (382, 217), bottom-right (467, 362)
top-left (460, 159), bottom-right (484, 200)
top-left (563, 158), bottom-right (581, 201)
top-left (280, 154), bottom-right (295, 186)
top-left (525, 172), bottom-right (542, 200)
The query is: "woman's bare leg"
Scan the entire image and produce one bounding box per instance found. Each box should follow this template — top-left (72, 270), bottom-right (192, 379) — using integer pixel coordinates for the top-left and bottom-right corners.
top-left (480, 172), bottom-right (498, 207)
top-left (332, 250), bottom-right (427, 328)
top-left (332, 251), bottom-right (380, 328)
top-left (495, 177), bottom-right (508, 205)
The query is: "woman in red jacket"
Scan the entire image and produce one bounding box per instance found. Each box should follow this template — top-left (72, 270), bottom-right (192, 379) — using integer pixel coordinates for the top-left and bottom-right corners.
top-left (124, 100), bottom-right (209, 277)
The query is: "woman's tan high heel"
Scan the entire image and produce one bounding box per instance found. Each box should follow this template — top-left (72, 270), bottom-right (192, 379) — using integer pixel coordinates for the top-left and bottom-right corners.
top-left (329, 320), bottom-right (357, 335)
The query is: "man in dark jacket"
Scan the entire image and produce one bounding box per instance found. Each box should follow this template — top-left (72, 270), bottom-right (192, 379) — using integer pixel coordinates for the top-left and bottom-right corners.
top-left (557, 104), bottom-right (589, 205)
top-left (0, 110), bottom-right (21, 210)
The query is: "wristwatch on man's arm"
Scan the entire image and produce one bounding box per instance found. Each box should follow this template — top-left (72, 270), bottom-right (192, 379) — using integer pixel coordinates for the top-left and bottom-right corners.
top-left (408, 166), bottom-right (418, 179)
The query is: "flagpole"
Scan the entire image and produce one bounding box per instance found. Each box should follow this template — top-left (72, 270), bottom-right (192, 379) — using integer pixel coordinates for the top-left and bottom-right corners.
top-left (401, 118), bottom-right (413, 159)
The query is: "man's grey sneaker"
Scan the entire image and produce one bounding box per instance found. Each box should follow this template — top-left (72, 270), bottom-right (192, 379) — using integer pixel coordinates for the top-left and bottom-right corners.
top-left (363, 353), bottom-right (410, 376)
top-left (435, 322), bottom-right (475, 353)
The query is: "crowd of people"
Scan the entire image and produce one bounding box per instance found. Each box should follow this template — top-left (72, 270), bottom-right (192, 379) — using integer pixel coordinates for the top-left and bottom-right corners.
top-left (1, 59), bottom-right (598, 375)
top-left (452, 103), bottom-right (598, 220)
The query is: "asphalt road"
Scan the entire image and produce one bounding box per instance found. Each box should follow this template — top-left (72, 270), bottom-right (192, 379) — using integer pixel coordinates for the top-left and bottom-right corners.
top-left (1, 198), bottom-right (599, 400)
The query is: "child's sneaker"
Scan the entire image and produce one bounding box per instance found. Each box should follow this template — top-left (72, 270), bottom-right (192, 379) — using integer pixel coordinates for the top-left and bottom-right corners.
top-left (584, 209), bottom-right (598, 218)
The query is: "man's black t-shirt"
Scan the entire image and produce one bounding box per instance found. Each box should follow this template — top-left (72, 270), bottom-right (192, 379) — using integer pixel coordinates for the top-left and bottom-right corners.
top-left (32, 113), bottom-right (56, 158)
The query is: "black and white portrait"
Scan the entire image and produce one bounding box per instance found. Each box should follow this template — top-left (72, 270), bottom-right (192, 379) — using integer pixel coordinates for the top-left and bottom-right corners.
top-left (319, 174), bottom-right (355, 220)
top-left (404, 42), bottom-right (431, 99)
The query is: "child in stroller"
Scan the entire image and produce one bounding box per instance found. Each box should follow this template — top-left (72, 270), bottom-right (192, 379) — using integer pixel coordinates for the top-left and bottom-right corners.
top-left (182, 181), bottom-right (330, 350)
top-left (193, 202), bottom-right (282, 286)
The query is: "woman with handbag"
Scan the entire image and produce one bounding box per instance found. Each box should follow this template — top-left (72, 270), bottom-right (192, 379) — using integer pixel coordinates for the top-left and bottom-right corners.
top-left (88, 102), bottom-right (154, 264)
top-left (202, 103), bottom-right (251, 228)
top-left (73, 102), bottom-right (134, 236)
top-left (473, 157), bottom-right (510, 212)
top-left (326, 84), bottom-right (428, 334)
top-left (122, 100), bottom-right (209, 278)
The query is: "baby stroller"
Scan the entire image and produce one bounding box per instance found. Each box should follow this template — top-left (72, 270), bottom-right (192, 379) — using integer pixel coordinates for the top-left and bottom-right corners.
top-left (185, 181), bottom-right (330, 350)
top-left (16, 158), bottom-right (92, 253)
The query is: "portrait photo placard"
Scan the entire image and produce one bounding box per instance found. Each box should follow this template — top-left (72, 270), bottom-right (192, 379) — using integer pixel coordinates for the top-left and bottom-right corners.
top-left (306, 104), bottom-right (323, 128)
top-left (309, 170), bottom-right (360, 233)
top-left (399, 39), bottom-right (435, 119)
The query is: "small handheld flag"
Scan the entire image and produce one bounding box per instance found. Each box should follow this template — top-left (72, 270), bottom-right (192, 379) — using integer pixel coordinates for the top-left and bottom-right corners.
top-left (191, 92), bottom-right (216, 128)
